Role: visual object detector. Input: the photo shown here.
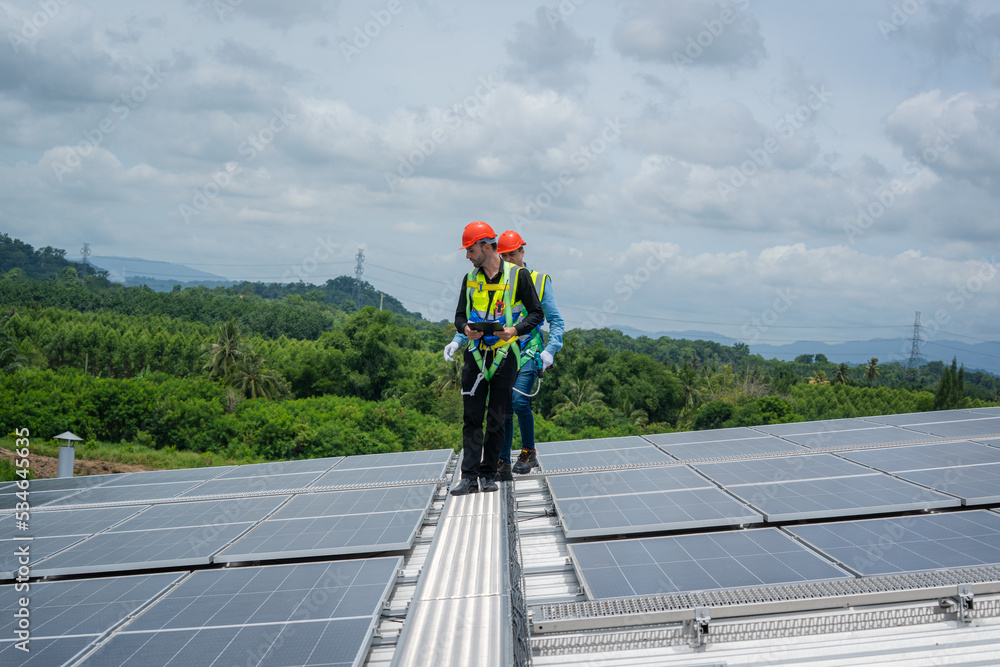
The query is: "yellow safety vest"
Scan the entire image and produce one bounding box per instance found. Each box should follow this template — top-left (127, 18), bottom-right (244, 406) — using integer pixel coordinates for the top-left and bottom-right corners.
top-left (510, 270), bottom-right (548, 367)
top-left (464, 261), bottom-right (525, 379)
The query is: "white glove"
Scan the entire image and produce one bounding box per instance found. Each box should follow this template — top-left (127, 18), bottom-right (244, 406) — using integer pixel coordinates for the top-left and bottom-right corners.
top-left (540, 350), bottom-right (554, 369)
top-left (443, 342), bottom-right (460, 362)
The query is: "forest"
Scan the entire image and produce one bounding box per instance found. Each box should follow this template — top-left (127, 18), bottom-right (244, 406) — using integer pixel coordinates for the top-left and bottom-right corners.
top-left (2, 234), bottom-right (998, 475)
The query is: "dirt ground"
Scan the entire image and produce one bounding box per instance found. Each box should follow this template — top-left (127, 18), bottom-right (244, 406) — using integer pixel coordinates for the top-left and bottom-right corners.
top-left (0, 447), bottom-right (155, 478)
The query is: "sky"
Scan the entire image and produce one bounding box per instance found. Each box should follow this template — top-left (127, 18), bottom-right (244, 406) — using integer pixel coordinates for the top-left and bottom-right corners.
top-left (1, 0), bottom-right (999, 357)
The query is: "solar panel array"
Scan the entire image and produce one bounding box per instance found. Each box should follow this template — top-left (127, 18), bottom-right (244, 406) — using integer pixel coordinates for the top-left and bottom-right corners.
top-left (536, 436), bottom-right (673, 472)
top-left (546, 409), bottom-right (1000, 602)
top-left (1, 449), bottom-right (451, 666)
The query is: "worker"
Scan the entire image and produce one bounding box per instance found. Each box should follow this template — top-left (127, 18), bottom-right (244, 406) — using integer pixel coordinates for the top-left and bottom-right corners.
top-left (445, 222), bottom-right (544, 495)
top-left (445, 230), bottom-right (563, 477)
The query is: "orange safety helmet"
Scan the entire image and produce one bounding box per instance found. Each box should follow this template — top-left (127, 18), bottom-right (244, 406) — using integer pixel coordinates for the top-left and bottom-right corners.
top-left (460, 221), bottom-right (497, 249)
top-left (497, 230), bottom-right (526, 255)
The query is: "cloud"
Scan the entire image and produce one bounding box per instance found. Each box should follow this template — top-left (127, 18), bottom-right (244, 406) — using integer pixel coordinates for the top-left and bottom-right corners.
top-left (613, 0), bottom-right (766, 69)
top-left (504, 6), bottom-right (597, 94)
top-left (885, 90), bottom-right (1000, 189)
top-left (187, 0), bottom-right (341, 29)
top-left (885, 1), bottom-right (1000, 74)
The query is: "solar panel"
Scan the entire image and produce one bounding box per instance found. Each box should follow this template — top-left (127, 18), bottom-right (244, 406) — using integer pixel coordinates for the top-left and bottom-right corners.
top-left (836, 441), bottom-right (1000, 473)
top-left (0, 636), bottom-right (97, 666)
top-left (902, 418), bottom-right (1000, 439)
top-left (977, 437), bottom-right (1000, 448)
top-left (643, 428), bottom-right (769, 446)
top-left (1, 536), bottom-right (89, 579)
top-left (30, 522), bottom-right (253, 578)
top-left (41, 481), bottom-right (205, 508)
top-left (786, 510), bottom-right (1000, 576)
top-left (314, 462), bottom-right (448, 488)
top-left (895, 464), bottom-right (1000, 505)
top-left (0, 489), bottom-right (83, 511)
top-left (331, 449), bottom-right (452, 470)
top-left (12, 474), bottom-right (119, 492)
top-left (215, 456), bottom-right (343, 478)
top-left (658, 437), bottom-right (810, 461)
top-left (538, 446), bottom-right (673, 472)
top-left (3, 505), bottom-right (146, 537)
top-left (270, 486), bottom-right (436, 521)
top-left (966, 407), bottom-right (1000, 416)
top-left (181, 472), bottom-right (323, 497)
top-left (217, 485), bottom-right (435, 563)
top-left (554, 487), bottom-right (762, 538)
top-left (538, 436), bottom-right (653, 455)
top-left (726, 474), bottom-right (961, 522)
top-left (546, 467), bottom-right (712, 499)
top-left (99, 466), bottom-right (234, 486)
top-left (108, 496), bottom-right (289, 532)
top-left (694, 454), bottom-right (874, 487)
top-left (570, 527), bottom-right (851, 599)
top-left (0, 572), bottom-right (183, 638)
top-left (862, 410), bottom-right (995, 426)
top-left (785, 426), bottom-right (923, 449)
top-left (217, 510), bottom-right (427, 563)
top-left (752, 418), bottom-right (883, 436)
top-left (123, 558), bottom-right (400, 631)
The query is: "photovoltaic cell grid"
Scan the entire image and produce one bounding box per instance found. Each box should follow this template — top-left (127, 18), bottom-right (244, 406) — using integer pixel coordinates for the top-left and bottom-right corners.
top-left (902, 418), bottom-right (1000, 440)
top-left (570, 527), bottom-right (852, 599)
top-left (0, 489), bottom-right (86, 511)
top-left (40, 481), bottom-right (206, 508)
top-left (546, 466), bottom-right (712, 498)
top-left (1, 536), bottom-right (90, 580)
top-left (0, 505), bottom-right (146, 537)
top-left (726, 474), bottom-right (961, 522)
top-left (538, 436), bottom-right (653, 455)
top-left (658, 436), bottom-right (809, 461)
top-left (0, 637), bottom-right (97, 666)
top-left (894, 464), bottom-right (1000, 505)
top-left (79, 558), bottom-right (401, 667)
top-left (752, 418), bottom-right (887, 436)
top-left (642, 428), bottom-right (768, 446)
top-left (99, 466), bottom-right (235, 486)
top-left (217, 484), bottom-right (436, 563)
top-left (786, 510), bottom-right (1000, 576)
top-left (108, 496), bottom-right (289, 532)
top-left (178, 471), bottom-right (324, 497)
top-left (693, 454), bottom-right (875, 487)
top-left (314, 463), bottom-right (449, 487)
top-left (215, 456), bottom-right (344, 478)
top-left (836, 441), bottom-right (1000, 473)
top-left (331, 448), bottom-right (452, 470)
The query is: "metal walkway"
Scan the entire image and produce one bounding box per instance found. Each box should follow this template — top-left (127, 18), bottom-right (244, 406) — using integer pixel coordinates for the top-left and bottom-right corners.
top-left (391, 486), bottom-right (512, 667)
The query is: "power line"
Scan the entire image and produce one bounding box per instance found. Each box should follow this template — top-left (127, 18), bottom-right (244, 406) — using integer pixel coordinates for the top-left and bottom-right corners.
top-left (366, 262), bottom-right (455, 286)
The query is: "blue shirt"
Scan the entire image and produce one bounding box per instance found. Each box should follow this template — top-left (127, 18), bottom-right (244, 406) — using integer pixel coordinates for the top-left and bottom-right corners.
top-left (451, 268), bottom-right (564, 356)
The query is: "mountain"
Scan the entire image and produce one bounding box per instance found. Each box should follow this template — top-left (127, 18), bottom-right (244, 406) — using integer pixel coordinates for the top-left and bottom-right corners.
top-left (86, 256), bottom-right (229, 284)
top-left (611, 326), bottom-right (1000, 374)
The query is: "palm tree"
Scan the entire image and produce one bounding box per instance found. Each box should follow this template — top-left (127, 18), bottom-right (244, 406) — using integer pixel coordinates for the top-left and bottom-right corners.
top-left (677, 362), bottom-right (705, 408)
top-left (553, 377), bottom-right (605, 412)
top-left (203, 317), bottom-right (245, 379)
top-left (227, 351), bottom-right (290, 400)
top-left (833, 363), bottom-right (851, 385)
top-left (863, 357), bottom-right (881, 388)
top-left (0, 331), bottom-right (27, 374)
top-left (808, 370), bottom-right (829, 385)
top-left (431, 358), bottom-right (463, 395)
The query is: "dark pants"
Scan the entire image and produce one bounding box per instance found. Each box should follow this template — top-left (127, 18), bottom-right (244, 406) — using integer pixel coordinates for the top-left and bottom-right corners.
top-left (502, 357), bottom-right (537, 463)
top-left (461, 349), bottom-right (517, 481)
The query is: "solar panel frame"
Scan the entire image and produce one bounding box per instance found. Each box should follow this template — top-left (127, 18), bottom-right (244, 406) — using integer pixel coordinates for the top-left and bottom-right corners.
top-left (98, 466), bottom-right (235, 487)
top-left (11, 474), bottom-right (120, 492)
top-left (751, 418), bottom-right (885, 436)
top-left (313, 462), bottom-right (449, 487)
top-left (569, 527), bottom-right (852, 600)
top-left (214, 456), bottom-right (344, 478)
top-left (693, 454), bottom-right (876, 487)
top-left (270, 485), bottom-right (436, 521)
top-left (180, 472), bottom-right (323, 497)
top-left (1, 535), bottom-right (90, 580)
top-left (40, 481), bottom-right (205, 508)
top-left (0, 636), bottom-right (98, 666)
top-left (658, 437), bottom-right (810, 461)
top-left (785, 510), bottom-right (1000, 576)
top-left (553, 487), bottom-right (763, 538)
top-left (1, 505), bottom-right (147, 537)
top-left (30, 522), bottom-right (255, 578)
top-left (726, 473), bottom-right (962, 522)
top-left (0, 489), bottom-right (83, 511)
top-left (835, 441), bottom-right (1000, 473)
top-left (894, 464), bottom-right (1000, 505)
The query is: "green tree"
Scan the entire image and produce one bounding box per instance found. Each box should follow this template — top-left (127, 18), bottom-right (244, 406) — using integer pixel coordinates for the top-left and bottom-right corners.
top-left (203, 317), bottom-right (246, 379)
top-left (833, 363), bottom-right (851, 385)
top-left (227, 351), bottom-right (290, 400)
top-left (863, 357), bottom-right (881, 388)
top-left (794, 354), bottom-right (814, 364)
top-left (553, 377), bottom-right (605, 412)
top-left (933, 357), bottom-right (966, 410)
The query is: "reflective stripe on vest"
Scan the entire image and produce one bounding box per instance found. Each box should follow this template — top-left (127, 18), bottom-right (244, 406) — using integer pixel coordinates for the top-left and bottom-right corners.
top-left (464, 261), bottom-right (522, 380)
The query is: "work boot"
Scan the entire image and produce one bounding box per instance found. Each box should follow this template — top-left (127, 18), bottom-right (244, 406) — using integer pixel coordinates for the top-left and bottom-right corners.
top-left (512, 448), bottom-right (538, 474)
top-left (497, 458), bottom-right (513, 482)
top-left (481, 476), bottom-right (499, 492)
top-left (450, 478), bottom-right (479, 495)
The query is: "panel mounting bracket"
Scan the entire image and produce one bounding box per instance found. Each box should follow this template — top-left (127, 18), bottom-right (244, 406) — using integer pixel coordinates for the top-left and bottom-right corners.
top-left (684, 607), bottom-right (711, 648)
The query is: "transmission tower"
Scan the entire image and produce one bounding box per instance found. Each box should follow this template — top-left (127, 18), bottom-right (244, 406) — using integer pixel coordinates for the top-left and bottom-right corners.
top-left (908, 311), bottom-right (922, 372)
top-left (80, 243), bottom-right (92, 265)
top-left (353, 248), bottom-right (365, 303)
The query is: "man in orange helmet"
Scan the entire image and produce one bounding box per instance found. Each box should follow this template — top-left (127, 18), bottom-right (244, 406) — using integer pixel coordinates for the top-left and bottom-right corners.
top-left (446, 229), bottom-right (563, 477)
top-left (446, 221), bottom-right (544, 495)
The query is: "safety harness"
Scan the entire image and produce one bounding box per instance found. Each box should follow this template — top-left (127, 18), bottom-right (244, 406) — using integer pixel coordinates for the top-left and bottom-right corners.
top-left (461, 262), bottom-right (522, 394)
